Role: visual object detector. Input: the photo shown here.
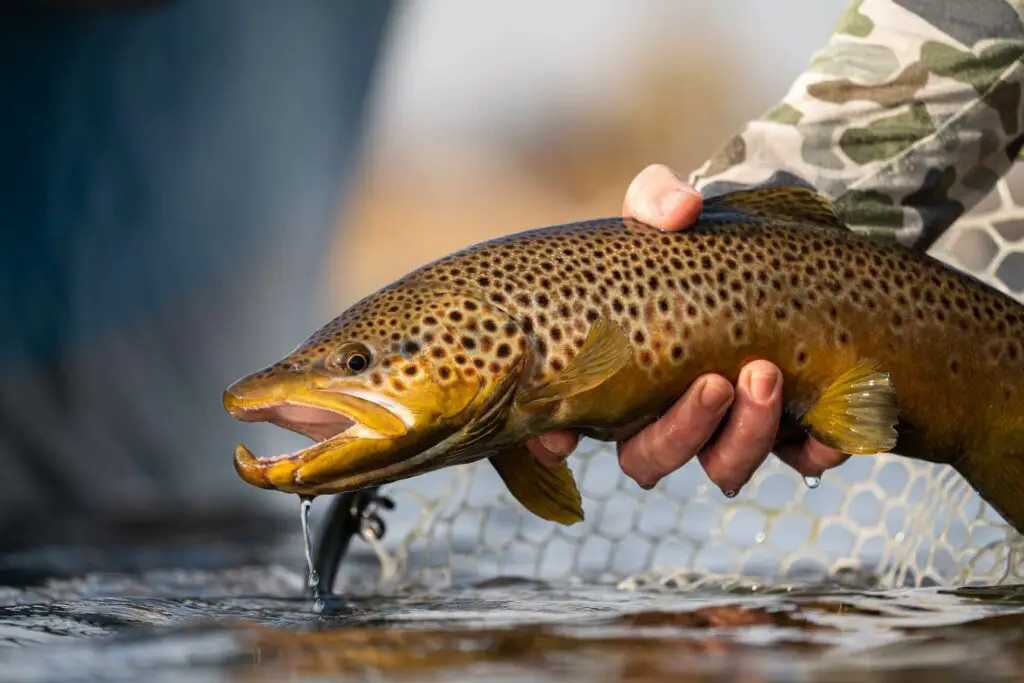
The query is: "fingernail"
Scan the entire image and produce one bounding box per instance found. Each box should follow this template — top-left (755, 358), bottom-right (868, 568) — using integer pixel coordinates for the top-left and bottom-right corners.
top-left (538, 434), bottom-right (568, 457)
top-left (699, 378), bottom-right (733, 412)
top-left (657, 189), bottom-right (684, 219)
top-left (748, 370), bottom-right (778, 403)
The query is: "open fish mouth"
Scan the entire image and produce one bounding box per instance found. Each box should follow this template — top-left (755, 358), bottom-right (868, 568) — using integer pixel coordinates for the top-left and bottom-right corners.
top-left (229, 402), bottom-right (365, 462)
top-left (223, 389), bottom-right (411, 491)
top-left (234, 402), bottom-right (357, 439)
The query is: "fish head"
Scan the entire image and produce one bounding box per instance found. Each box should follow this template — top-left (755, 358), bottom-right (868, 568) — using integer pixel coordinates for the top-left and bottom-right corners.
top-left (223, 285), bottom-right (528, 495)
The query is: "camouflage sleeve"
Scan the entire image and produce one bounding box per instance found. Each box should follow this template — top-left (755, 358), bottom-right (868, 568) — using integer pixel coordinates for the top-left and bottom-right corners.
top-left (690, 0), bottom-right (1024, 250)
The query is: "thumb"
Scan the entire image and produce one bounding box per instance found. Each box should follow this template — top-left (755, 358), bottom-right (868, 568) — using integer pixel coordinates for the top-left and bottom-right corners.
top-left (623, 164), bottom-right (703, 231)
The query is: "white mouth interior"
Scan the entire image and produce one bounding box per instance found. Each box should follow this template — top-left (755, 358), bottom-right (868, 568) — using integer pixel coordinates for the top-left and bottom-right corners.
top-left (236, 403), bottom-right (366, 462)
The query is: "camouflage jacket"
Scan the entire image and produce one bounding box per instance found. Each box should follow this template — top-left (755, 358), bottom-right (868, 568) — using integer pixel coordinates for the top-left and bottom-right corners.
top-left (691, 0), bottom-right (1024, 250)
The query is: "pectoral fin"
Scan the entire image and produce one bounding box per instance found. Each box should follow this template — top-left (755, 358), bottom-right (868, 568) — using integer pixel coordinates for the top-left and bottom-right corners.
top-left (489, 446), bottom-right (584, 525)
top-left (515, 318), bottom-right (632, 412)
top-left (800, 358), bottom-right (898, 454)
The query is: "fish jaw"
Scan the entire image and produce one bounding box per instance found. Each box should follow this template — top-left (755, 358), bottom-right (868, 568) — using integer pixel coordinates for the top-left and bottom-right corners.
top-left (223, 382), bottom-right (416, 494)
top-left (231, 433), bottom-right (416, 495)
top-left (222, 352), bottom-right (500, 495)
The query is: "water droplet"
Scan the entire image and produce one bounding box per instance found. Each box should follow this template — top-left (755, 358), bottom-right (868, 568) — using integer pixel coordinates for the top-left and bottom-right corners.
top-left (300, 496), bottom-right (320, 600)
top-left (755, 532), bottom-right (766, 544)
top-left (804, 476), bottom-right (821, 489)
top-left (723, 490), bottom-right (737, 499)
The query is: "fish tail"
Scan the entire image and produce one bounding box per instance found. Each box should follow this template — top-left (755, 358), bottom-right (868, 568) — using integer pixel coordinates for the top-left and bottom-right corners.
top-left (954, 453), bottom-right (1024, 534)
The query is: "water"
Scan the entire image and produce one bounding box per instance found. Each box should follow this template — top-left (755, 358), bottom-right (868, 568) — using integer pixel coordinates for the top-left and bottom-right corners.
top-left (4, 534), bottom-right (1024, 682)
top-left (297, 497), bottom-right (325, 613)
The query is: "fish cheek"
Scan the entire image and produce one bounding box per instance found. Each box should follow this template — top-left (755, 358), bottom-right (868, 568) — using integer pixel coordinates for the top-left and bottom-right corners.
top-left (419, 289), bottom-right (530, 420)
top-left (414, 346), bottom-right (482, 420)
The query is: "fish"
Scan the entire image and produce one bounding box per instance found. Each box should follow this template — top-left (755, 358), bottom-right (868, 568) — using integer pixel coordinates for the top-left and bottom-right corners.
top-left (223, 186), bottom-right (1024, 532)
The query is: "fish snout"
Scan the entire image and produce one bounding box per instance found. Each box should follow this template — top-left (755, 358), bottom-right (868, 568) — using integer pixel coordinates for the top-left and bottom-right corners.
top-left (222, 389), bottom-right (254, 420)
top-left (223, 371), bottom-right (283, 420)
top-left (222, 380), bottom-right (265, 420)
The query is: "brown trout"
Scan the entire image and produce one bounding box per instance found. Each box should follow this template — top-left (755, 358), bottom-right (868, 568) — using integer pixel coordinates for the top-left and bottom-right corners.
top-left (223, 187), bottom-right (1024, 531)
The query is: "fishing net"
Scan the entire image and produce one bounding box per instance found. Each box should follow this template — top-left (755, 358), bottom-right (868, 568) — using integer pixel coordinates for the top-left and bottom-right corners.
top-left (333, 164), bottom-right (1024, 595)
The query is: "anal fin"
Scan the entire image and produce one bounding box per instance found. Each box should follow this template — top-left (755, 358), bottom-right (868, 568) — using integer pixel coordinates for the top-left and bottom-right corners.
top-left (489, 446), bottom-right (584, 525)
top-left (800, 358), bottom-right (898, 455)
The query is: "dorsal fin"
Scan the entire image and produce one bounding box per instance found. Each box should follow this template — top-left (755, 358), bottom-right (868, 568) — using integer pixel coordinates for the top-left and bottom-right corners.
top-left (703, 186), bottom-right (847, 230)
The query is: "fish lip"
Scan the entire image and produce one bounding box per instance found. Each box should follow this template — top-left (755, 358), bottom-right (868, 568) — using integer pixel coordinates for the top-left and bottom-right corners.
top-left (224, 388), bottom-right (410, 473)
top-left (226, 382), bottom-right (474, 494)
top-left (228, 400), bottom-right (371, 468)
top-left (224, 396), bottom-right (358, 437)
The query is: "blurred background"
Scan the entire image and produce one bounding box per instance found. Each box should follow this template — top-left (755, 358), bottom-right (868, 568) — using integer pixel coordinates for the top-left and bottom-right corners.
top-left (8, 5), bottom-right (1024, 681)
top-left (335, 1), bottom-right (850, 304)
top-left (0, 0), bottom-right (861, 556)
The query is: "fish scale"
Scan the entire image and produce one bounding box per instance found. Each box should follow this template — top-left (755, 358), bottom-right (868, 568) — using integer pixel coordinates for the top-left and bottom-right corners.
top-left (224, 187), bottom-right (1024, 533)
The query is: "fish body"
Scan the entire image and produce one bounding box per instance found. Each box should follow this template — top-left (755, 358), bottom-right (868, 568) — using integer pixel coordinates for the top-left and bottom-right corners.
top-left (224, 187), bottom-right (1024, 531)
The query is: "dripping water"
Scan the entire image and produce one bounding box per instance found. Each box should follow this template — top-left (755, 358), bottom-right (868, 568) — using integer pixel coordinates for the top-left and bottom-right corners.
top-left (299, 496), bottom-right (325, 612)
top-left (804, 476), bottom-right (821, 489)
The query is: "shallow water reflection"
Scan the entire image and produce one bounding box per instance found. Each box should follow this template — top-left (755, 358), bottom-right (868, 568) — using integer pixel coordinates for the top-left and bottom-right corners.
top-left (3, 540), bottom-right (1024, 682)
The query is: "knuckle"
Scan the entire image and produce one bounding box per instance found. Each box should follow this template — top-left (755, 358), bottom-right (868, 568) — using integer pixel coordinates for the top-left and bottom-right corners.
top-left (525, 439), bottom-right (558, 466)
top-left (777, 445), bottom-right (813, 473)
top-left (642, 429), bottom-right (683, 481)
top-left (617, 433), bottom-right (656, 486)
top-left (700, 416), bottom-right (776, 490)
top-left (676, 387), bottom-right (729, 443)
top-left (548, 431), bottom-right (580, 456)
top-left (808, 442), bottom-right (848, 470)
top-left (731, 403), bottom-right (777, 447)
top-left (700, 450), bottom-right (748, 492)
top-left (630, 419), bottom-right (695, 483)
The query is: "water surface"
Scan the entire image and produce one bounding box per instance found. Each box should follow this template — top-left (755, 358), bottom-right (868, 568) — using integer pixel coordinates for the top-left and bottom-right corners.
top-left (3, 535), bottom-right (1024, 683)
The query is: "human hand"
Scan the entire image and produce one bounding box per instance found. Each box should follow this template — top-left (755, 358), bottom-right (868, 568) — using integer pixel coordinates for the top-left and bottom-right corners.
top-left (525, 164), bottom-right (848, 496)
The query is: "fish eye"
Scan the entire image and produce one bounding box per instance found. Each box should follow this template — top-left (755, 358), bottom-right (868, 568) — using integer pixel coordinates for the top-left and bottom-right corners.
top-left (329, 343), bottom-right (372, 374)
top-left (346, 353), bottom-right (368, 373)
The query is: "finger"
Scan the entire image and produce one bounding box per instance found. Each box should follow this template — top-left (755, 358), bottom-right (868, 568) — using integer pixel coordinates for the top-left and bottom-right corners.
top-left (775, 438), bottom-right (850, 478)
top-left (617, 374), bottom-right (734, 489)
top-left (526, 431), bottom-right (580, 469)
top-left (622, 163), bottom-right (703, 231)
top-left (697, 360), bottom-right (783, 496)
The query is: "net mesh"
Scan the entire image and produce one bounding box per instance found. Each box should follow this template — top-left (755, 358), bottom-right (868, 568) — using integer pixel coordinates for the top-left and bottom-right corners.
top-left (335, 164), bottom-right (1024, 595)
